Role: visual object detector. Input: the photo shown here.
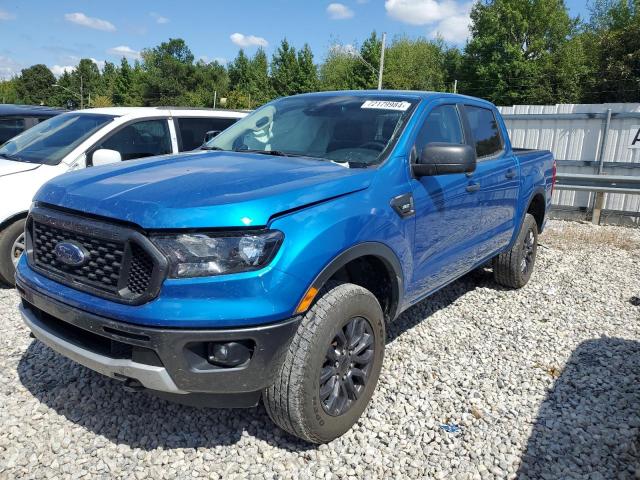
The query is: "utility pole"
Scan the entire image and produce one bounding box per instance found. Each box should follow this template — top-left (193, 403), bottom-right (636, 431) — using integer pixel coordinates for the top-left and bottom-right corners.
top-left (80, 75), bottom-right (84, 109)
top-left (453, 79), bottom-right (458, 94)
top-left (213, 90), bottom-right (217, 108)
top-left (377, 32), bottom-right (386, 90)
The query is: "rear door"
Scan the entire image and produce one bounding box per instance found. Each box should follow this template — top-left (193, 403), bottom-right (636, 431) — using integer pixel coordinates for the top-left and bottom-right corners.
top-left (462, 104), bottom-right (519, 256)
top-left (175, 117), bottom-right (239, 151)
top-left (407, 104), bottom-right (486, 302)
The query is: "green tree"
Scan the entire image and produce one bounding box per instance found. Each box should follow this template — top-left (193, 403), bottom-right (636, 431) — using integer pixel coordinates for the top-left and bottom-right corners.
top-left (113, 58), bottom-right (133, 106)
top-left (582, 0), bottom-right (640, 102)
top-left (462, 0), bottom-right (585, 105)
top-left (0, 79), bottom-right (19, 104)
top-left (190, 59), bottom-right (229, 107)
top-left (297, 44), bottom-right (319, 93)
top-left (353, 32), bottom-right (381, 89)
top-left (319, 45), bottom-right (360, 91)
top-left (15, 64), bottom-right (55, 105)
top-left (140, 38), bottom-right (197, 106)
top-left (384, 36), bottom-right (447, 91)
top-left (72, 59), bottom-right (101, 108)
top-left (271, 39), bottom-right (299, 96)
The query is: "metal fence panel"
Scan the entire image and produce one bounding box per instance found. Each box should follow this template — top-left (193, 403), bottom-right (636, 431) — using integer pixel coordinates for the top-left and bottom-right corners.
top-left (498, 103), bottom-right (640, 221)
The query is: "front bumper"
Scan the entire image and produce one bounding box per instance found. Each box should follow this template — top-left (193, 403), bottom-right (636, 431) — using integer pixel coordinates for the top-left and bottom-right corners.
top-left (17, 279), bottom-right (300, 406)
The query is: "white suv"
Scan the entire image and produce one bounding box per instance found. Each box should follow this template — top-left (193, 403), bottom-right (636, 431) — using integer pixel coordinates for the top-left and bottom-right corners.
top-left (0, 107), bottom-right (247, 285)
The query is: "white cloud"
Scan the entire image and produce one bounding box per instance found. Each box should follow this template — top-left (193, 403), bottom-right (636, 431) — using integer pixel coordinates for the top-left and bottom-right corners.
top-left (64, 12), bottom-right (116, 32)
top-left (0, 56), bottom-right (21, 80)
top-left (50, 65), bottom-right (76, 77)
top-left (49, 58), bottom-right (105, 78)
top-left (107, 45), bottom-right (141, 60)
top-left (0, 9), bottom-right (16, 20)
top-left (329, 43), bottom-right (358, 56)
top-left (150, 12), bottom-right (169, 24)
top-left (385, 0), bottom-right (472, 41)
top-left (430, 14), bottom-right (471, 42)
top-left (230, 33), bottom-right (268, 48)
top-left (90, 58), bottom-right (106, 70)
top-left (327, 3), bottom-right (354, 20)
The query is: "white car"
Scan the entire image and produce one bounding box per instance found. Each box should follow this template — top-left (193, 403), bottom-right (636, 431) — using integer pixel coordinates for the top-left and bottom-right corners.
top-left (0, 106), bottom-right (247, 286)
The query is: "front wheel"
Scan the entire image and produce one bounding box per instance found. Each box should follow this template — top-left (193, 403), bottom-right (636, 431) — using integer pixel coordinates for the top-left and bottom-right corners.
top-left (263, 282), bottom-right (385, 443)
top-left (0, 219), bottom-right (26, 287)
top-left (492, 213), bottom-right (538, 289)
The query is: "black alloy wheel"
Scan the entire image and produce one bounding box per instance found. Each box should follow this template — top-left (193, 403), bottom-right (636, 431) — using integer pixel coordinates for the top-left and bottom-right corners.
top-left (319, 316), bottom-right (375, 416)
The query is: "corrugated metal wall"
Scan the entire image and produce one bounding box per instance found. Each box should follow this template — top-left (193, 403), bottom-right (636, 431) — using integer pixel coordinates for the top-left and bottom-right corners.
top-left (498, 103), bottom-right (640, 221)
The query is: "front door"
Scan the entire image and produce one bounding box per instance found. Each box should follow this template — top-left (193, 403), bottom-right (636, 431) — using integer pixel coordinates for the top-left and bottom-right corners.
top-left (406, 104), bottom-right (485, 303)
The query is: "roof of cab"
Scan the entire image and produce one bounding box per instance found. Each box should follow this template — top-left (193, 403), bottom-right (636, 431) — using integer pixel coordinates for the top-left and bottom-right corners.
top-left (291, 90), bottom-right (495, 106)
top-left (70, 106), bottom-right (248, 118)
top-left (0, 104), bottom-right (66, 116)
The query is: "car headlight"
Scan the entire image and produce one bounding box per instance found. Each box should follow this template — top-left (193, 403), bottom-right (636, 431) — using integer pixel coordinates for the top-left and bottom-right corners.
top-left (151, 230), bottom-right (283, 278)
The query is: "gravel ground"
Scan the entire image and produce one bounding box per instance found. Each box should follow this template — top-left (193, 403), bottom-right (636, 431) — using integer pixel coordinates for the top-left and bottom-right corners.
top-left (1, 220), bottom-right (639, 480)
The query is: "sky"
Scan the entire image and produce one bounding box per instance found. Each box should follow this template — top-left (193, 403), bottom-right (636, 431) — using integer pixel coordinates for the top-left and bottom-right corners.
top-left (0, 0), bottom-right (592, 80)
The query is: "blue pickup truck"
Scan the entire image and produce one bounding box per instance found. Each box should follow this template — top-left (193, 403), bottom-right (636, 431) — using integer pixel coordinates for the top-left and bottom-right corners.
top-left (16, 91), bottom-right (555, 443)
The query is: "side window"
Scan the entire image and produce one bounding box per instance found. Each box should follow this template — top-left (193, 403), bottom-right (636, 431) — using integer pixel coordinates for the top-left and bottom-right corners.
top-left (99, 119), bottom-right (171, 161)
top-left (413, 105), bottom-right (464, 160)
top-left (177, 117), bottom-right (238, 151)
top-left (465, 106), bottom-right (502, 158)
top-left (0, 118), bottom-right (25, 144)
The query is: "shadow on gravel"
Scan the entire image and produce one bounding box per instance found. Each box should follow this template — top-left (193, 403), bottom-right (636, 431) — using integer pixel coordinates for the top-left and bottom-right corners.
top-left (17, 341), bottom-right (314, 452)
top-left (387, 266), bottom-right (499, 343)
top-left (518, 338), bottom-right (640, 479)
top-left (15, 267), bottom-right (498, 451)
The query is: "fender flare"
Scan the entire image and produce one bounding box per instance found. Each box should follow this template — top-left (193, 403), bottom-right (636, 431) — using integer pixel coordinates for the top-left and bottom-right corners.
top-left (306, 242), bottom-right (404, 322)
top-left (510, 187), bottom-right (547, 247)
top-left (0, 211), bottom-right (28, 233)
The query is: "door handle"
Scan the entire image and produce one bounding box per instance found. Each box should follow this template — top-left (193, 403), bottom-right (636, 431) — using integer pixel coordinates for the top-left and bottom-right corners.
top-left (505, 169), bottom-right (516, 179)
top-left (466, 182), bottom-right (480, 193)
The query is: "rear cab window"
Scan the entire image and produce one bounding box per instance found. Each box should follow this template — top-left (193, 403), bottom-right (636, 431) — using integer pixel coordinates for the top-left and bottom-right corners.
top-left (176, 117), bottom-right (239, 151)
top-left (464, 105), bottom-right (503, 158)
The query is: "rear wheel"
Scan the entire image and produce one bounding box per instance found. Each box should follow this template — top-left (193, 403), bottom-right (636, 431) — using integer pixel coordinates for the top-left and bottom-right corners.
top-left (0, 219), bottom-right (26, 287)
top-left (263, 282), bottom-right (385, 443)
top-left (492, 213), bottom-right (538, 289)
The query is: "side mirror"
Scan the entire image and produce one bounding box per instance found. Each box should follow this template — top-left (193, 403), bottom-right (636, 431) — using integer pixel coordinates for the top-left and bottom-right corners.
top-left (91, 148), bottom-right (122, 167)
top-left (412, 143), bottom-right (476, 177)
top-left (204, 130), bottom-right (222, 143)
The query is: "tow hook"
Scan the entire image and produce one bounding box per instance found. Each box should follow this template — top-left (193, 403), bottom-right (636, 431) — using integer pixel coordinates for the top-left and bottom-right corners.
top-left (122, 378), bottom-right (145, 392)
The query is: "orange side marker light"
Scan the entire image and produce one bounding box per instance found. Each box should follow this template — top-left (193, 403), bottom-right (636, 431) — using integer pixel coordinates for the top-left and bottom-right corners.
top-left (295, 287), bottom-right (319, 314)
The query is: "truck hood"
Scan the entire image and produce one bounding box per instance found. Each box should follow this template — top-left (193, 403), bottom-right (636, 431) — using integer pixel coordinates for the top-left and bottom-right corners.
top-left (35, 151), bottom-right (375, 229)
top-left (0, 159), bottom-right (41, 178)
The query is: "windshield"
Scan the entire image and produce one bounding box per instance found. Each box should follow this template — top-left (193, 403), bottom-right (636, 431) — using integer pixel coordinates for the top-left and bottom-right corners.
top-left (0, 113), bottom-right (115, 165)
top-left (205, 94), bottom-right (418, 166)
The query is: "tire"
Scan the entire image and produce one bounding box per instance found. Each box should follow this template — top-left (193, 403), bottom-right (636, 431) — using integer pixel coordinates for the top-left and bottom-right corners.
top-left (0, 218), bottom-right (26, 287)
top-left (493, 213), bottom-right (538, 289)
top-left (263, 282), bottom-right (385, 444)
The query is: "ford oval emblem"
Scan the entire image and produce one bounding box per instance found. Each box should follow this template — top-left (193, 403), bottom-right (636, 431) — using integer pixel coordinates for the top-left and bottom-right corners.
top-left (54, 241), bottom-right (89, 267)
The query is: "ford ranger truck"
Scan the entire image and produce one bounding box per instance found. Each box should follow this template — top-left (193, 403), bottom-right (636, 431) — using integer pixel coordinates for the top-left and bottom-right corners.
top-left (16, 91), bottom-right (555, 443)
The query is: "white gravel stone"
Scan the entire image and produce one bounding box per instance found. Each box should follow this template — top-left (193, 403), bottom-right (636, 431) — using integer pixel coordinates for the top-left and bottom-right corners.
top-left (0, 220), bottom-right (639, 479)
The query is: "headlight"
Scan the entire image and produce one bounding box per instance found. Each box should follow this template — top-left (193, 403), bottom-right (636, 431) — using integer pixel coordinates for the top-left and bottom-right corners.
top-left (151, 230), bottom-right (283, 278)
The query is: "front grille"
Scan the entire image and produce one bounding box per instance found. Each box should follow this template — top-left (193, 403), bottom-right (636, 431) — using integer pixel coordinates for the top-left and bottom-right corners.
top-left (26, 206), bottom-right (166, 305)
top-left (127, 243), bottom-right (154, 295)
top-left (33, 221), bottom-right (125, 295)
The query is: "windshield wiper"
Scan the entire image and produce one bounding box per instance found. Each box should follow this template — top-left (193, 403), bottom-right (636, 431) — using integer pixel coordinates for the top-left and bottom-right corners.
top-left (234, 149), bottom-right (298, 157)
top-left (331, 159), bottom-right (370, 168)
top-left (199, 146), bottom-right (226, 151)
top-left (0, 153), bottom-right (21, 161)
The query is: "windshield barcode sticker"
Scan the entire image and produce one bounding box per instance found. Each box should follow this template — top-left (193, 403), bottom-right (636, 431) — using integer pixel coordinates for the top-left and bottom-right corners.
top-left (361, 100), bottom-right (411, 111)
